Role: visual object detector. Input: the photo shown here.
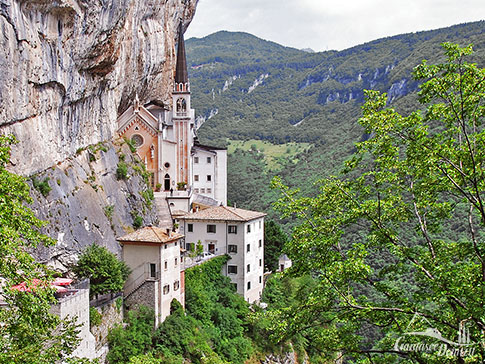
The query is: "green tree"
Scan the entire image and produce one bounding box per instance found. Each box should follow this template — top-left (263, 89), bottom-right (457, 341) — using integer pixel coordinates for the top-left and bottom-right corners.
top-left (264, 220), bottom-right (288, 272)
top-left (107, 306), bottom-right (155, 364)
top-left (271, 43), bottom-right (485, 363)
top-left (195, 239), bottom-right (204, 256)
top-left (0, 135), bottom-right (81, 363)
top-left (74, 243), bottom-right (131, 298)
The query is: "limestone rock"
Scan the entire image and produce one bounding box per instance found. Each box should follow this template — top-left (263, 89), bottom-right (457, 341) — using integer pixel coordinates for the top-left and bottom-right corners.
top-left (0, 0), bottom-right (198, 175)
top-left (29, 141), bottom-right (159, 269)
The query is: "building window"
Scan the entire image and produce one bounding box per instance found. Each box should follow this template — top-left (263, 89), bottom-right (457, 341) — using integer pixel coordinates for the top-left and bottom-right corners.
top-left (164, 261), bottom-right (168, 270)
top-left (228, 244), bottom-right (237, 254)
top-left (188, 224), bottom-right (193, 232)
top-left (207, 188), bottom-right (212, 194)
top-left (259, 259), bottom-right (262, 267)
top-left (259, 220), bottom-right (262, 229)
top-left (246, 243), bottom-right (250, 252)
top-left (207, 224), bottom-right (216, 233)
top-left (200, 188), bottom-right (205, 193)
top-left (207, 175), bottom-right (212, 181)
top-left (194, 156), bottom-right (199, 164)
top-left (259, 276), bottom-right (262, 284)
top-left (232, 283), bottom-right (237, 291)
top-left (163, 285), bottom-right (170, 294)
top-left (175, 258), bottom-right (178, 266)
top-left (247, 281), bottom-right (251, 290)
top-left (207, 157), bottom-right (211, 163)
top-left (131, 134), bottom-right (144, 148)
top-left (247, 224), bottom-right (251, 233)
top-left (174, 280), bottom-right (180, 291)
top-left (164, 244), bottom-right (168, 249)
top-left (228, 265), bottom-right (237, 274)
top-left (247, 264), bottom-right (250, 272)
top-left (150, 263), bottom-right (156, 278)
top-left (164, 162), bottom-right (170, 168)
top-left (194, 175), bottom-right (199, 182)
top-left (187, 242), bottom-right (195, 252)
top-left (194, 188), bottom-right (199, 193)
top-left (228, 225), bottom-right (237, 234)
top-left (259, 239), bottom-right (262, 248)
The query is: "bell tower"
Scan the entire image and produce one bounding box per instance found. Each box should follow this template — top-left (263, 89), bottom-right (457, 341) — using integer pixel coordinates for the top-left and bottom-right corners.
top-left (172, 22), bottom-right (193, 186)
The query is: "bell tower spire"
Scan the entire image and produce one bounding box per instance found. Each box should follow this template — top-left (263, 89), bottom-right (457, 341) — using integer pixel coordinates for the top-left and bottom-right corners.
top-left (172, 20), bottom-right (193, 187)
top-left (174, 21), bottom-right (189, 93)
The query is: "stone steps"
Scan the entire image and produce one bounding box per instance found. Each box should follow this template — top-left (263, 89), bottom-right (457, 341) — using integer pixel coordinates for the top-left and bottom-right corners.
top-left (154, 193), bottom-right (172, 228)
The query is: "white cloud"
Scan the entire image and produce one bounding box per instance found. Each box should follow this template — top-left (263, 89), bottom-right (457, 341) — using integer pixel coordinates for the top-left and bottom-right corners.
top-left (185, 0), bottom-right (485, 51)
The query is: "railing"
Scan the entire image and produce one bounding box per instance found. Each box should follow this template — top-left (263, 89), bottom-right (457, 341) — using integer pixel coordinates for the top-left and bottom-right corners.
top-left (183, 247), bottom-right (228, 270)
top-left (90, 292), bottom-right (122, 308)
top-left (124, 263), bottom-right (160, 298)
top-left (155, 188), bottom-right (191, 198)
top-left (55, 278), bottom-right (90, 303)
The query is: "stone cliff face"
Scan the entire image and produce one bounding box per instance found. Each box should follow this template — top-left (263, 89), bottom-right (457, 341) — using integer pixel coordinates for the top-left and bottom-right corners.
top-left (31, 141), bottom-right (160, 271)
top-left (0, 0), bottom-right (197, 175)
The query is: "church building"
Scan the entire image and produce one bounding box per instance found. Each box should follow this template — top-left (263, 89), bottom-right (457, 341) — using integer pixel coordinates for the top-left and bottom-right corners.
top-left (118, 23), bottom-right (265, 314)
top-left (116, 23), bottom-right (227, 209)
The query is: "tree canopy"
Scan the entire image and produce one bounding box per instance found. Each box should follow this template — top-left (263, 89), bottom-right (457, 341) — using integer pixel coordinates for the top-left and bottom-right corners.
top-left (0, 135), bottom-right (81, 363)
top-left (74, 243), bottom-right (130, 299)
top-left (271, 43), bottom-right (485, 363)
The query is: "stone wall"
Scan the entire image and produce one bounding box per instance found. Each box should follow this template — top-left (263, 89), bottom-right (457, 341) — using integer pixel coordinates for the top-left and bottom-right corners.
top-left (124, 280), bottom-right (157, 313)
top-left (51, 282), bottom-right (96, 360)
top-left (90, 295), bottom-right (124, 353)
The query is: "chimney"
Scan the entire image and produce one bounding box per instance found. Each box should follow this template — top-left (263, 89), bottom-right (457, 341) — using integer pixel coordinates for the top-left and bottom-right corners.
top-left (166, 228), bottom-right (171, 237)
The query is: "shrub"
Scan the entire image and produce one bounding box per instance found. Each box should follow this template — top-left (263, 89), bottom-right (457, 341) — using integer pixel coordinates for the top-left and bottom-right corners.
top-left (103, 205), bottom-right (114, 220)
top-left (90, 307), bottom-right (102, 328)
top-left (107, 306), bottom-right (155, 364)
top-left (31, 177), bottom-right (52, 197)
top-left (124, 137), bottom-right (137, 153)
top-left (73, 243), bottom-right (131, 299)
top-left (116, 161), bottom-right (128, 180)
top-left (133, 215), bottom-right (143, 229)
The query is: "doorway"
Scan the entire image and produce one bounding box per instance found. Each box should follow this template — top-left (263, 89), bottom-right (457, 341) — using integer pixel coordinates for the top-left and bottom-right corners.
top-left (164, 174), bottom-right (170, 191)
top-left (208, 243), bottom-right (216, 254)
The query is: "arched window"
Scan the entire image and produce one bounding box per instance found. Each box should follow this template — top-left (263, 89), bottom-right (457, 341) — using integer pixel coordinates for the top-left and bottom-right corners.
top-left (176, 97), bottom-right (186, 112)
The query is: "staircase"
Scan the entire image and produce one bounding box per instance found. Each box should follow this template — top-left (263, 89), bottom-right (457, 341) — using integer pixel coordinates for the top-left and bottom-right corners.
top-left (153, 192), bottom-right (172, 228)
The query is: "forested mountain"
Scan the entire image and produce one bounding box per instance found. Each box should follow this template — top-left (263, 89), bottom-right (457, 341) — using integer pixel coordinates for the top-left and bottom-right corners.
top-left (186, 21), bottom-right (485, 221)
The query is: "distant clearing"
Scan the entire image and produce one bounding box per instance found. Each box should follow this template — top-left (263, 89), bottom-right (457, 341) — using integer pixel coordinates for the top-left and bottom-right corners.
top-left (227, 139), bottom-right (311, 170)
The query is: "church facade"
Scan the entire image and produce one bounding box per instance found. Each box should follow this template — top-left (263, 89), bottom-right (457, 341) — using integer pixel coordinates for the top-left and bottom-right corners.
top-left (116, 24), bottom-right (227, 207)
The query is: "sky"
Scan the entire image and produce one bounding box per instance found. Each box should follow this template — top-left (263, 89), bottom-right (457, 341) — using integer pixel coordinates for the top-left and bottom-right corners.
top-left (185, 0), bottom-right (485, 51)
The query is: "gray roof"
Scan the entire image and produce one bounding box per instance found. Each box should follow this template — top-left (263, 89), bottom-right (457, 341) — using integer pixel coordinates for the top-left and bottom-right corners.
top-left (117, 226), bottom-right (183, 244)
top-left (180, 206), bottom-right (266, 222)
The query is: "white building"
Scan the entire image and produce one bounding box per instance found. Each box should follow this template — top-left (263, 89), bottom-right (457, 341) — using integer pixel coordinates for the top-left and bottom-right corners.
top-left (278, 254), bottom-right (292, 272)
top-left (118, 226), bottom-right (185, 326)
top-left (116, 23), bottom-right (227, 212)
top-left (51, 279), bottom-right (97, 360)
top-left (178, 206), bottom-right (266, 303)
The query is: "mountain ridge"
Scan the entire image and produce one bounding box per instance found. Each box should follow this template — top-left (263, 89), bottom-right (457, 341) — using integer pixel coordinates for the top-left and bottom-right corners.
top-left (185, 20), bottom-right (485, 219)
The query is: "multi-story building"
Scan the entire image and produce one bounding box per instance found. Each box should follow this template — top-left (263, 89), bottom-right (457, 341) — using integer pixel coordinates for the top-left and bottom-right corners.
top-left (116, 23), bottom-right (227, 209)
top-left (118, 226), bottom-right (184, 327)
top-left (178, 206), bottom-right (266, 303)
